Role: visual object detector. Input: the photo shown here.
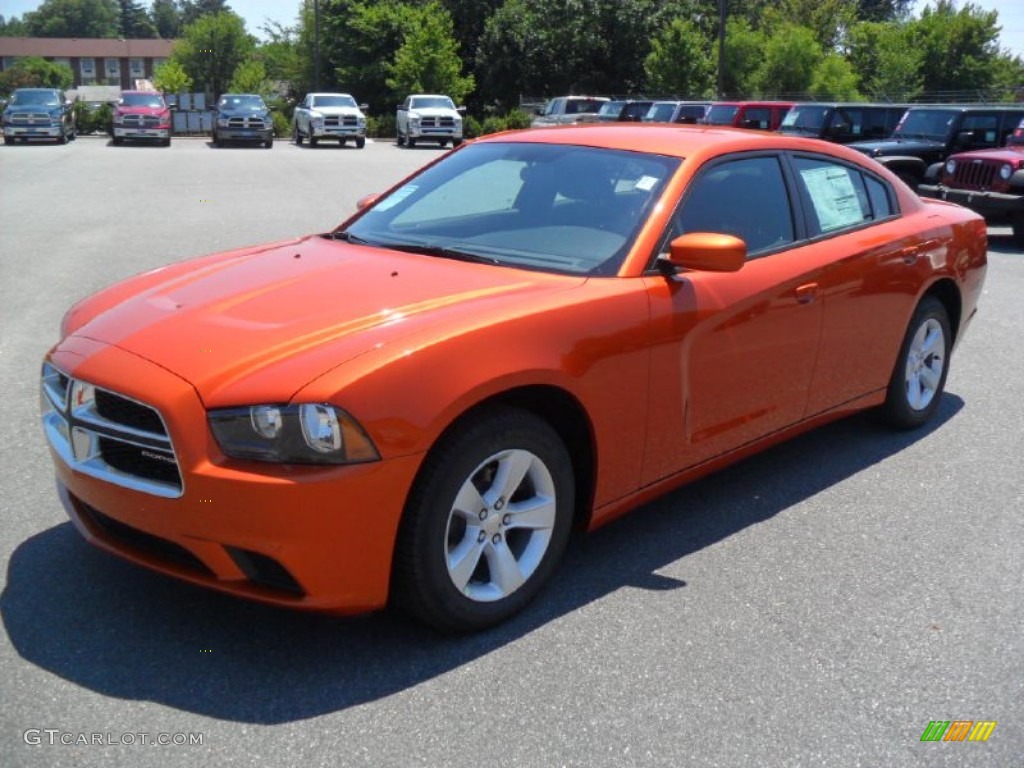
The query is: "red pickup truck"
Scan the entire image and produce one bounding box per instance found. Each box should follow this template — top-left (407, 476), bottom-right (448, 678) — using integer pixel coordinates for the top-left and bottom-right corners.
top-left (112, 91), bottom-right (171, 146)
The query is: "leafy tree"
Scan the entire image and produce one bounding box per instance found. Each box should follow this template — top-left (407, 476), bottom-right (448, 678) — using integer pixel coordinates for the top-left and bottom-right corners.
top-left (25, 0), bottom-right (120, 38)
top-left (753, 23), bottom-right (822, 96)
top-left (0, 14), bottom-right (29, 36)
top-left (385, 2), bottom-right (475, 102)
top-left (761, 0), bottom-right (857, 50)
top-left (256, 21), bottom-right (301, 97)
top-left (228, 58), bottom-right (271, 96)
top-left (437, 0), bottom-right (503, 66)
top-left (169, 11), bottom-right (254, 98)
top-left (181, 0), bottom-right (233, 27)
top-left (846, 21), bottom-right (922, 100)
top-left (809, 53), bottom-right (861, 99)
top-left (856, 0), bottom-right (913, 22)
top-left (151, 0), bottom-right (183, 38)
top-left (0, 56), bottom-right (74, 96)
top-left (910, 0), bottom-right (1003, 94)
top-left (118, 0), bottom-right (157, 38)
top-left (644, 17), bottom-right (715, 98)
top-left (152, 58), bottom-right (193, 92)
top-left (716, 17), bottom-right (767, 98)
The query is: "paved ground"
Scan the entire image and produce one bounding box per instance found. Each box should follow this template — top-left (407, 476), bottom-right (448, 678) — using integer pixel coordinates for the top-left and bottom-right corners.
top-left (1, 136), bottom-right (1021, 767)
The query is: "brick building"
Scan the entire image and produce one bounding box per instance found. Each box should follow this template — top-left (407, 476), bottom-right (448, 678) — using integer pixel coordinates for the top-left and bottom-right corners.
top-left (0, 37), bottom-right (176, 90)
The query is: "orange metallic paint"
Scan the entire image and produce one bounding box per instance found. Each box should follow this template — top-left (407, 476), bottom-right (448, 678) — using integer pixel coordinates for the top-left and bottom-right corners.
top-left (45, 125), bottom-right (987, 614)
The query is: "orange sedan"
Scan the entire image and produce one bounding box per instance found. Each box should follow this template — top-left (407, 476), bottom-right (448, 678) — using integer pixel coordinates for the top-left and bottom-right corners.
top-left (41, 126), bottom-right (987, 631)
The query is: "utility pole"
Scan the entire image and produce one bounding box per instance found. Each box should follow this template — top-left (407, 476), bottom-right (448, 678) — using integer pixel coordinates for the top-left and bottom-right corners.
top-left (717, 0), bottom-right (726, 100)
top-left (313, 0), bottom-right (321, 91)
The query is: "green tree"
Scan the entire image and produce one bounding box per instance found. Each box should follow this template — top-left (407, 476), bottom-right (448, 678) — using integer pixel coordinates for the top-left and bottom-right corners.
top-left (856, 0), bottom-right (913, 22)
top-left (644, 17), bottom-right (715, 97)
top-left (910, 0), bottom-right (1004, 94)
top-left (228, 58), bottom-right (271, 96)
top-left (151, 0), bottom-right (183, 38)
top-left (761, 0), bottom-right (857, 50)
top-left (809, 53), bottom-right (861, 99)
top-left (118, 0), bottom-right (157, 38)
top-left (256, 21), bottom-right (301, 98)
top-left (0, 14), bottom-right (29, 36)
top-left (847, 21), bottom-right (922, 100)
top-left (169, 11), bottom-right (254, 98)
top-left (0, 56), bottom-right (74, 96)
top-left (754, 23), bottom-right (822, 97)
top-left (152, 58), bottom-right (193, 92)
top-left (25, 0), bottom-right (120, 38)
top-left (716, 17), bottom-right (767, 98)
top-left (181, 0), bottom-right (233, 26)
top-left (385, 2), bottom-right (475, 102)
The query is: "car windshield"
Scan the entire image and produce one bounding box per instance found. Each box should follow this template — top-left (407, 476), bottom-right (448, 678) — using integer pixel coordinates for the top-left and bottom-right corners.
top-left (341, 142), bottom-right (680, 276)
top-left (11, 90), bottom-right (60, 106)
top-left (219, 95), bottom-right (266, 110)
top-left (705, 105), bottom-right (739, 125)
top-left (598, 102), bottom-right (625, 117)
top-left (892, 109), bottom-right (958, 141)
top-left (411, 96), bottom-right (455, 110)
top-left (779, 106), bottom-right (829, 134)
top-left (644, 103), bottom-right (678, 122)
top-left (565, 99), bottom-right (605, 115)
top-left (121, 93), bottom-right (165, 108)
top-left (313, 95), bottom-right (357, 108)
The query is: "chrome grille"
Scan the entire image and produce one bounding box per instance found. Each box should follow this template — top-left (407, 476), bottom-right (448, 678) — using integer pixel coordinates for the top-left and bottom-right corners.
top-left (952, 159), bottom-right (998, 190)
top-left (324, 115), bottom-right (358, 127)
top-left (420, 116), bottom-right (454, 128)
top-left (40, 362), bottom-right (183, 497)
top-left (122, 114), bottom-right (161, 128)
top-left (227, 116), bottom-right (266, 129)
top-left (11, 112), bottom-right (51, 125)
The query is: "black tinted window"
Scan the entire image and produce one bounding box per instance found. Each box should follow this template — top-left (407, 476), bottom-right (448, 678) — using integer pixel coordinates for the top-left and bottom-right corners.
top-left (864, 175), bottom-right (895, 218)
top-left (674, 156), bottom-right (794, 256)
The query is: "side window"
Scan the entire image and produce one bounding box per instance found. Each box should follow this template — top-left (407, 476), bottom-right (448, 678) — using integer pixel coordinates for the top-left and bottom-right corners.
top-left (960, 114), bottom-right (999, 148)
top-left (793, 156), bottom-right (893, 235)
top-left (671, 155), bottom-right (795, 256)
top-left (745, 108), bottom-right (771, 129)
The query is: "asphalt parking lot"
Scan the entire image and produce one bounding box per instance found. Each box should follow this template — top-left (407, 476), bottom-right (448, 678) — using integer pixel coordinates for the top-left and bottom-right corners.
top-left (1, 135), bottom-right (1021, 768)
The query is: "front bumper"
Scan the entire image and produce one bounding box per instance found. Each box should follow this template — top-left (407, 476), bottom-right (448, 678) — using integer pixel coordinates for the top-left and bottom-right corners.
top-left (408, 127), bottom-right (462, 139)
top-left (217, 128), bottom-right (273, 142)
top-left (4, 124), bottom-right (62, 138)
top-left (312, 126), bottom-right (365, 138)
top-left (113, 126), bottom-right (170, 139)
top-left (918, 184), bottom-right (1024, 222)
top-left (44, 336), bottom-right (423, 614)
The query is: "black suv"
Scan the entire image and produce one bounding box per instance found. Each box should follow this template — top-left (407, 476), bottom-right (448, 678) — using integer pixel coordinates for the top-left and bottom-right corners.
top-left (212, 93), bottom-right (274, 148)
top-left (848, 105), bottom-right (1024, 188)
top-left (779, 103), bottom-right (907, 144)
top-left (2, 87), bottom-right (76, 144)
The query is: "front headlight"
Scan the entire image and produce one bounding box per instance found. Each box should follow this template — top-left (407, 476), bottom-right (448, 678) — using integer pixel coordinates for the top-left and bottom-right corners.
top-left (999, 163), bottom-right (1013, 180)
top-left (945, 159), bottom-right (956, 175)
top-left (114, 114), bottom-right (124, 124)
top-left (217, 117), bottom-right (230, 127)
top-left (208, 403), bottom-right (379, 465)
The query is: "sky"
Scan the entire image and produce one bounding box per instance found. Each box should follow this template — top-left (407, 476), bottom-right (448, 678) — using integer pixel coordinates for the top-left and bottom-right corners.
top-left (0, 0), bottom-right (1021, 54)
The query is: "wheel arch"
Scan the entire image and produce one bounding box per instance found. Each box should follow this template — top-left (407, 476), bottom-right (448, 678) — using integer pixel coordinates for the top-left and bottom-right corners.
top-left (922, 277), bottom-right (962, 346)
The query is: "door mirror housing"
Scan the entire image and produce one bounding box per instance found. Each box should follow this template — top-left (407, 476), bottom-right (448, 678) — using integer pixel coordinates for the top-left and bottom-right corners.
top-left (659, 233), bottom-right (746, 274)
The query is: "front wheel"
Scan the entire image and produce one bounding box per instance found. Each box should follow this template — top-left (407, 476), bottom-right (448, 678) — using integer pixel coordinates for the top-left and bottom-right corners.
top-left (309, 134), bottom-right (319, 147)
top-left (407, 136), bottom-right (417, 148)
top-left (294, 123), bottom-right (303, 145)
top-left (452, 138), bottom-right (463, 148)
top-left (264, 137), bottom-right (273, 148)
top-left (391, 407), bottom-right (574, 632)
top-left (355, 137), bottom-right (366, 149)
top-left (882, 296), bottom-right (951, 429)
top-left (1012, 214), bottom-right (1024, 249)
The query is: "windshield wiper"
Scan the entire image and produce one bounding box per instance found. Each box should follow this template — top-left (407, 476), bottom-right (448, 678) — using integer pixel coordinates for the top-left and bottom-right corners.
top-left (383, 242), bottom-right (502, 265)
top-left (328, 230), bottom-right (373, 244)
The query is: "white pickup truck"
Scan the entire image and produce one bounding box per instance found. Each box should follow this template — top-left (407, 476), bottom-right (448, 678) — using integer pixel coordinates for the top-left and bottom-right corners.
top-left (293, 92), bottom-right (368, 148)
top-left (396, 94), bottom-right (464, 148)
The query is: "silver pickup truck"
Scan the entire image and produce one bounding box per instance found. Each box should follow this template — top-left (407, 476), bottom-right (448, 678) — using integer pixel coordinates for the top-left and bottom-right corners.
top-left (293, 92), bottom-right (368, 148)
top-left (396, 94), bottom-right (464, 148)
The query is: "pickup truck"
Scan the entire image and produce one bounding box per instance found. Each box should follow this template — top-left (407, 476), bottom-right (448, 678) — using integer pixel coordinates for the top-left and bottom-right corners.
top-left (112, 90), bottom-right (171, 146)
top-left (2, 87), bottom-right (75, 144)
top-left (293, 92), bottom-right (367, 148)
top-left (530, 96), bottom-right (608, 128)
top-left (396, 94), bottom-right (464, 148)
top-left (212, 93), bottom-right (274, 148)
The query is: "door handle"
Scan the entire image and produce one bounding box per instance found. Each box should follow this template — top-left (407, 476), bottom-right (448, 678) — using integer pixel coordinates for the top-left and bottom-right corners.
top-left (795, 282), bottom-right (818, 304)
top-left (898, 246), bottom-right (919, 265)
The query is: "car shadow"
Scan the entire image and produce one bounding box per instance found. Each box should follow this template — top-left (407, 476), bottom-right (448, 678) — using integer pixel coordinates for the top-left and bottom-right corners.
top-left (1, 397), bottom-right (962, 723)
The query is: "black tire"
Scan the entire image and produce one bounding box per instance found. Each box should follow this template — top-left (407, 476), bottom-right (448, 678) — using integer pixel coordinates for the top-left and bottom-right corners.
top-left (881, 296), bottom-right (951, 430)
top-left (57, 132), bottom-right (67, 145)
top-left (112, 136), bottom-right (123, 145)
top-left (355, 136), bottom-right (365, 149)
top-left (162, 137), bottom-right (171, 147)
top-left (309, 134), bottom-right (319, 147)
top-left (396, 131), bottom-right (405, 147)
top-left (1012, 215), bottom-right (1024, 249)
top-left (264, 137), bottom-right (273, 148)
top-left (897, 172), bottom-right (919, 192)
top-left (294, 124), bottom-right (303, 145)
top-left (452, 138), bottom-right (463, 148)
top-left (407, 136), bottom-right (417, 148)
top-left (439, 139), bottom-right (448, 147)
top-left (391, 407), bottom-right (574, 632)
top-left (338, 138), bottom-right (346, 147)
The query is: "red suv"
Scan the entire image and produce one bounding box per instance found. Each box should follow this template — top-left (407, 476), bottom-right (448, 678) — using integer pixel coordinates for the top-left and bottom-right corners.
top-left (703, 101), bottom-right (794, 130)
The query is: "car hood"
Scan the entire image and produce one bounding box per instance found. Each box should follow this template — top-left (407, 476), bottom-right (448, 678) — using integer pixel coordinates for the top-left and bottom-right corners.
top-left (67, 236), bottom-right (584, 406)
top-left (310, 106), bottom-right (364, 117)
top-left (848, 138), bottom-right (944, 156)
top-left (118, 106), bottom-right (167, 116)
top-left (947, 147), bottom-right (1024, 163)
top-left (218, 108), bottom-right (269, 118)
top-left (408, 108), bottom-right (459, 117)
top-left (5, 104), bottom-right (61, 115)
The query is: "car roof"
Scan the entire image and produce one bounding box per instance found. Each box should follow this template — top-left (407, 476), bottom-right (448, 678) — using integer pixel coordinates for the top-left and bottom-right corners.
top-left (476, 123), bottom-right (890, 164)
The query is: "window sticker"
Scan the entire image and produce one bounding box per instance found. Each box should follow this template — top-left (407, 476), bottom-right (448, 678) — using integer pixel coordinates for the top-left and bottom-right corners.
top-left (635, 175), bottom-right (658, 191)
top-left (374, 184), bottom-right (418, 211)
top-left (800, 166), bottom-right (864, 232)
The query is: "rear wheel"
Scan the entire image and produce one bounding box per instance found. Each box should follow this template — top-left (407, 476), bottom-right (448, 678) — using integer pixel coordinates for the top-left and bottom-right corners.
top-left (391, 407), bottom-right (574, 632)
top-left (882, 296), bottom-right (951, 429)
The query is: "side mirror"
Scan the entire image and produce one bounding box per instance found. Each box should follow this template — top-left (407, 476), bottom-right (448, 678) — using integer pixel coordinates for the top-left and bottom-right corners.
top-left (535, 107), bottom-right (544, 116)
top-left (658, 233), bottom-right (746, 274)
top-left (359, 103), bottom-right (369, 111)
top-left (954, 130), bottom-right (973, 147)
top-left (457, 105), bottom-right (467, 114)
top-left (396, 104), bottom-right (405, 111)
top-left (356, 193), bottom-right (380, 211)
